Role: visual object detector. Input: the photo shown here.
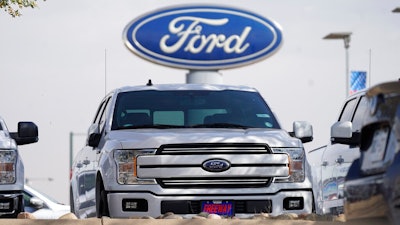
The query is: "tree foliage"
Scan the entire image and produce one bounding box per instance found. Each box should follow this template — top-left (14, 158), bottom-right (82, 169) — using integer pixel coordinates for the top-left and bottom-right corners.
top-left (0, 0), bottom-right (44, 17)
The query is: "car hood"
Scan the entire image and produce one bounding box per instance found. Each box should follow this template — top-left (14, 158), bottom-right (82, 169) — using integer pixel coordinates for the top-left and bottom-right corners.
top-left (0, 131), bottom-right (15, 149)
top-left (107, 128), bottom-right (302, 149)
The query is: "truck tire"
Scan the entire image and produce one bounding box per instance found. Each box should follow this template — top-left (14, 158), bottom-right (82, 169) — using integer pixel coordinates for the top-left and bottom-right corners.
top-left (96, 176), bottom-right (110, 218)
top-left (69, 187), bottom-right (75, 214)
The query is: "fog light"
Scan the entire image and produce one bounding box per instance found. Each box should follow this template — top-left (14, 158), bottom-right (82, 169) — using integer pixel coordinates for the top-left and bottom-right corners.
top-left (122, 199), bottom-right (148, 212)
top-left (283, 197), bottom-right (303, 210)
top-left (0, 202), bottom-right (10, 210)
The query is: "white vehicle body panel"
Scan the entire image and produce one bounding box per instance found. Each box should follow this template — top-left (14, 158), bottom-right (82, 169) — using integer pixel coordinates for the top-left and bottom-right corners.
top-left (70, 83), bottom-right (314, 218)
top-left (308, 91), bottom-right (365, 215)
top-left (24, 185), bottom-right (70, 219)
top-left (0, 116), bottom-right (38, 217)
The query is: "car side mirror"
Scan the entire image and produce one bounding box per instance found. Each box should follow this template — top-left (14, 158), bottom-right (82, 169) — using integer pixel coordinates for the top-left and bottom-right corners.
top-left (29, 197), bottom-right (44, 209)
top-left (10, 122), bottom-right (39, 145)
top-left (331, 121), bottom-right (360, 146)
top-left (292, 121), bottom-right (313, 143)
top-left (87, 124), bottom-right (101, 147)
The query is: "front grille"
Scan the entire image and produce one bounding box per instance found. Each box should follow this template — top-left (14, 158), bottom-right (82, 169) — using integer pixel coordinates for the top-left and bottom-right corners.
top-left (157, 177), bottom-right (272, 188)
top-left (157, 143), bottom-right (272, 155)
top-left (138, 143), bottom-right (288, 188)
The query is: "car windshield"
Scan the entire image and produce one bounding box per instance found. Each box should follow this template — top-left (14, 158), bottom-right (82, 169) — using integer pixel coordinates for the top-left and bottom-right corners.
top-left (111, 90), bottom-right (280, 130)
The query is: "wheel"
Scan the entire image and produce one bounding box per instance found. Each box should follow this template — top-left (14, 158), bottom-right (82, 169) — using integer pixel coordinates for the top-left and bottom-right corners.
top-left (69, 187), bottom-right (75, 214)
top-left (96, 176), bottom-right (110, 218)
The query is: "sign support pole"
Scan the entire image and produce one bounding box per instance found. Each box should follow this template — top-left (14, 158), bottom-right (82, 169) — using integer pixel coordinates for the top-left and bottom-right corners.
top-left (186, 70), bottom-right (223, 84)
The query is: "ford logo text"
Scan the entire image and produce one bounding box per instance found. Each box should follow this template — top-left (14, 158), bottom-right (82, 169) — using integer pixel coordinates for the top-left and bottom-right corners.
top-left (123, 5), bottom-right (283, 70)
top-left (202, 159), bottom-right (231, 172)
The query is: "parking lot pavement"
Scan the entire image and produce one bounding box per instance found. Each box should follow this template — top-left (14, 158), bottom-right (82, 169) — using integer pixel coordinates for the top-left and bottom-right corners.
top-left (0, 217), bottom-right (389, 225)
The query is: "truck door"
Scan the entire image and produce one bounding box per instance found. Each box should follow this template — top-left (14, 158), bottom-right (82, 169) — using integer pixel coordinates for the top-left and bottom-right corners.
top-left (75, 96), bottom-right (111, 218)
top-left (321, 95), bottom-right (363, 213)
top-left (333, 96), bottom-right (366, 202)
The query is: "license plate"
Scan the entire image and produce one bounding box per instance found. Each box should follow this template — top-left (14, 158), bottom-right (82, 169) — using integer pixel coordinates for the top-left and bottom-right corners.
top-left (201, 200), bottom-right (234, 217)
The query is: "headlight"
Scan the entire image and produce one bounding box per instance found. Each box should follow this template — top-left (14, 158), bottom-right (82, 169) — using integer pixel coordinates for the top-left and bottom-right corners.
top-left (114, 149), bottom-right (156, 184)
top-left (273, 148), bottom-right (305, 183)
top-left (0, 150), bottom-right (16, 184)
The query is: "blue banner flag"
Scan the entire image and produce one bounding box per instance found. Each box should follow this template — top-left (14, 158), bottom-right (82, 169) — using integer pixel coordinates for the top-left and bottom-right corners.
top-left (350, 71), bottom-right (367, 95)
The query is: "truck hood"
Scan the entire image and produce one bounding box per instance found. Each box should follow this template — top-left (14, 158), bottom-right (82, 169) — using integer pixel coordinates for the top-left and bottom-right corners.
top-left (107, 128), bottom-right (302, 149)
top-left (0, 131), bottom-right (15, 149)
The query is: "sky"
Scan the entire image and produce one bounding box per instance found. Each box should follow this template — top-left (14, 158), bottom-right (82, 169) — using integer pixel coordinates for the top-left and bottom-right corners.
top-left (1, 0), bottom-right (399, 204)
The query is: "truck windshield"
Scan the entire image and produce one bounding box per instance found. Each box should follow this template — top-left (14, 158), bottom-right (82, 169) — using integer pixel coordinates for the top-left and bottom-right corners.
top-left (111, 90), bottom-right (280, 130)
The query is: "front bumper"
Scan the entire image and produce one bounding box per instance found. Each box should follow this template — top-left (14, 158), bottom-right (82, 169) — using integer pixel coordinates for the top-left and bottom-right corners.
top-left (344, 174), bottom-right (387, 221)
top-left (107, 190), bottom-right (313, 218)
top-left (0, 193), bottom-right (23, 218)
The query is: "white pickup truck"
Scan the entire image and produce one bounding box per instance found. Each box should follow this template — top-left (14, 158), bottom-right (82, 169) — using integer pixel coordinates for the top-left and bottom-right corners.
top-left (70, 82), bottom-right (314, 218)
top-left (0, 116), bottom-right (38, 218)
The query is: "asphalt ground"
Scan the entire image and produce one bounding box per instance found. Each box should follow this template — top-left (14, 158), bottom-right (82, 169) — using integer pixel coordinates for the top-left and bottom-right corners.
top-left (1, 217), bottom-right (389, 225)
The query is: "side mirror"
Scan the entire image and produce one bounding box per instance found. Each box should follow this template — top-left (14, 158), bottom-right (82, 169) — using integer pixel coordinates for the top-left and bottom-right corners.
top-left (29, 197), bottom-right (44, 209)
top-left (292, 121), bottom-right (313, 143)
top-left (331, 121), bottom-right (360, 146)
top-left (87, 124), bottom-right (101, 147)
top-left (10, 122), bottom-right (39, 145)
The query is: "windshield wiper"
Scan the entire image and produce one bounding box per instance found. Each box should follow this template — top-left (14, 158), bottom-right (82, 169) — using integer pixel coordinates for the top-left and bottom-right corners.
top-left (117, 123), bottom-right (251, 130)
top-left (191, 123), bottom-right (251, 129)
top-left (117, 124), bottom-right (186, 130)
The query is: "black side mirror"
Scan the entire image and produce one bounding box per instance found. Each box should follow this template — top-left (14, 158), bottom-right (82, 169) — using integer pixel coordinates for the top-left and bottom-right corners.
top-left (331, 131), bottom-right (360, 146)
top-left (359, 122), bottom-right (389, 152)
top-left (10, 122), bottom-right (39, 145)
top-left (88, 133), bottom-right (101, 147)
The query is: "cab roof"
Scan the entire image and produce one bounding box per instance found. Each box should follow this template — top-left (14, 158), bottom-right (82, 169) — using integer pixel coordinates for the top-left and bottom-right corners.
top-left (367, 80), bottom-right (400, 97)
top-left (115, 82), bottom-right (259, 94)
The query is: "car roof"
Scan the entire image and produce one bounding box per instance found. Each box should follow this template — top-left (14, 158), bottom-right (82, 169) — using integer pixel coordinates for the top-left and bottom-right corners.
top-left (347, 88), bottom-right (367, 99)
top-left (366, 80), bottom-right (400, 97)
top-left (114, 83), bottom-right (259, 94)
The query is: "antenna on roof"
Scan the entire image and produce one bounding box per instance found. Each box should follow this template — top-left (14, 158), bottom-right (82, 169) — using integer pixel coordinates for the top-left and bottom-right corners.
top-left (146, 79), bottom-right (153, 86)
top-left (104, 49), bottom-right (107, 95)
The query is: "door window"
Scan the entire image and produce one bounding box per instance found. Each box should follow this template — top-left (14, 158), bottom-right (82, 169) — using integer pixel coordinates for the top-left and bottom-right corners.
top-left (351, 96), bottom-right (368, 132)
top-left (98, 97), bottom-right (111, 132)
top-left (339, 98), bottom-right (358, 122)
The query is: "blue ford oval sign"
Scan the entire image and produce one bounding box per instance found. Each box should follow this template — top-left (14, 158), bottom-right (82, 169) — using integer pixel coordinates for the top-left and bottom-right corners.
top-left (123, 5), bottom-right (283, 70)
top-left (202, 159), bottom-right (231, 172)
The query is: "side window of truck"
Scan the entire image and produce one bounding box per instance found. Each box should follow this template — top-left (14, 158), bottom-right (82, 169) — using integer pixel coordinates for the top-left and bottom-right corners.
top-left (351, 96), bottom-right (368, 132)
top-left (98, 97), bottom-right (111, 133)
top-left (339, 98), bottom-right (358, 122)
top-left (92, 97), bottom-right (111, 132)
top-left (93, 100), bottom-right (107, 124)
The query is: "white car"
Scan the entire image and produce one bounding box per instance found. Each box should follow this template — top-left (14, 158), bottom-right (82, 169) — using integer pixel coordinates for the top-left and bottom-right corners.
top-left (23, 185), bottom-right (70, 219)
top-left (70, 82), bottom-right (314, 218)
top-left (0, 116), bottom-right (38, 218)
top-left (308, 90), bottom-right (367, 215)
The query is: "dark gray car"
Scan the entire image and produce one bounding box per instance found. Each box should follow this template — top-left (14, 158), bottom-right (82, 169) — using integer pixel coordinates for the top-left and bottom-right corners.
top-left (344, 80), bottom-right (400, 225)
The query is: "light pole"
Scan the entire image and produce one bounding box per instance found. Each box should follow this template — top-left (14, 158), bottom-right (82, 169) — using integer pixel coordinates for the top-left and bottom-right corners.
top-left (323, 32), bottom-right (352, 97)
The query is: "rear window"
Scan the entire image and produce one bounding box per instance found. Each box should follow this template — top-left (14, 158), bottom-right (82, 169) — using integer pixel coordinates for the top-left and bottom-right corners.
top-left (111, 90), bottom-right (280, 130)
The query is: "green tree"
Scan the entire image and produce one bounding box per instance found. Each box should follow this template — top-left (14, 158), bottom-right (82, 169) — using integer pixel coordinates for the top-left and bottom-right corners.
top-left (0, 0), bottom-right (44, 17)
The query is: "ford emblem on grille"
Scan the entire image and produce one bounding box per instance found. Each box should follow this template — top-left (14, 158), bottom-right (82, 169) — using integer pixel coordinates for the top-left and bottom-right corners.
top-left (202, 159), bottom-right (231, 172)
